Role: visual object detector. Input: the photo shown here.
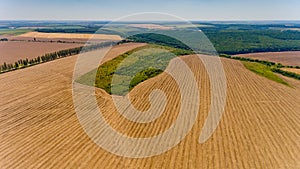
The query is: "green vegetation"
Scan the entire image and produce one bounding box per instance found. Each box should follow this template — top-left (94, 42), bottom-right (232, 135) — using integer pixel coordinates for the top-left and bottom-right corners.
top-left (0, 29), bottom-right (31, 35)
top-left (30, 21), bottom-right (300, 55)
top-left (242, 62), bottom-right (289, 86)
top-left (127, 30), bottom-right (300, 55)
top-left (205, 30), bottom-right (300, 54)
top-left (129, 68), bottom-right (163, 90)
top-left (271, 68), bottom-right (300, 80)
top-left (220, 54), bottom-right (300, 85)
top-left (76, 44), bottom-right (193, 95)
top-left (126, 33), bottom-right (191, 50)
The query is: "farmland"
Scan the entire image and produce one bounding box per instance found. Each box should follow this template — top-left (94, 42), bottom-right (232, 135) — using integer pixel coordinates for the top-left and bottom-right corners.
top-left (19, 31), bottom-right (122, 41)
top-left (0, 42), bottom-right (299, 168)
top-left (129, 24), bottom-right (174, 30)
top-left (0, 28), bottom-right (31, 36)
top-left (0, 20), bottom-right (300, 169)
top-left (0, 41), bottom-right (83, 64)
top-left (242, 61), bottom-right (289, 86)
top-left (282, 68), bottom-right (300, 74)
top-left (236, 51), bottom-right (300, 66)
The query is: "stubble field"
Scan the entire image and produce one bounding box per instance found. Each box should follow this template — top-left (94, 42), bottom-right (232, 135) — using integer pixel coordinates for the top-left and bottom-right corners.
top-left (0, 41), bottom-right (83, 64)
top-left (0, 43), bottom-right (299, 168)
top-left (236, 51), bottom-right (300, 66)
top-left (19, 32), bottom-right (122, 41)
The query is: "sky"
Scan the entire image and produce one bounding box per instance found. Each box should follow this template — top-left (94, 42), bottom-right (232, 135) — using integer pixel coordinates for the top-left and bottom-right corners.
top-left (0, 0), bottom-right (300, 21)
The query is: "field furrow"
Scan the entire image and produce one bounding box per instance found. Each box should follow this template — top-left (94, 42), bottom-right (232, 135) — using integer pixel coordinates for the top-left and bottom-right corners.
top-left (0, 45), bottom-right (299, 168)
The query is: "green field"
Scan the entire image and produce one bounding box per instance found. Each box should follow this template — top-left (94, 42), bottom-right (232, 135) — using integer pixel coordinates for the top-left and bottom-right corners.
top-left (76, 44), bottom-right (193, 95)
top-left (0, 29), bottom-right (31, 35)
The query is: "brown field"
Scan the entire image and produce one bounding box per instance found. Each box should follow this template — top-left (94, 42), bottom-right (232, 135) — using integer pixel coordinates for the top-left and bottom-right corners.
top-left (0, 44), bottom-right (299, 168)
top-left (236, 51), bottom-right (300, 66)
top-left (19, 32), bottom-right (122, 40)
top-left (282, 68), bottom-right (300, 74)
top-left (129, 24), bottom-right (173, 30)
top-left (0, 41), bottom-right (83, 64)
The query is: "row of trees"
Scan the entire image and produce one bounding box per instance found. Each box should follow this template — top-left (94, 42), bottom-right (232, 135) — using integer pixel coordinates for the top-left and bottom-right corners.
top-left (272, 68), bottom-right (300, 80)
top-left (0, 41), bottom-right (117, 74)
top-left (219, 54), bottom-right (300, 80)
top-left (220, 54), bottom-right (277, 66)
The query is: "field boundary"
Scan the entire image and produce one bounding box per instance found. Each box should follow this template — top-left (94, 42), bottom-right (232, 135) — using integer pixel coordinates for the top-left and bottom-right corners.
top-left (0, 41), bottom-right (118, 74)
top-left (220, 54), bottom-right (300, 82)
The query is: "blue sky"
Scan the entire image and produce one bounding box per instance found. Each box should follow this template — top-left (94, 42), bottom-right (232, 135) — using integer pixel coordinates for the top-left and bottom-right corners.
top-left (1, 0), bottom-right (300, 21)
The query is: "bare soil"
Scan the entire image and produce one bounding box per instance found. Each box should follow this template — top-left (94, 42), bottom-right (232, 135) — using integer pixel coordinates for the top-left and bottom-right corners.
top-left (236, 51), bottom-right (300, 66)
top-left (0, 41), bottom-right (83, 64)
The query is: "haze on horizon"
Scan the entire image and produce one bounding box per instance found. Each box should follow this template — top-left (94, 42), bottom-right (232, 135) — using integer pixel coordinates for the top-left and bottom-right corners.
top-left (1, 0), bottom-right (300, 21)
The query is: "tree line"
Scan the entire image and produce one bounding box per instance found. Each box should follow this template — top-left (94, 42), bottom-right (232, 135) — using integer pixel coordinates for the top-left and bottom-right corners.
top-left (0, 41), bottom-right (117, 74)
top-left (220, 54), bottom-right (300, 80)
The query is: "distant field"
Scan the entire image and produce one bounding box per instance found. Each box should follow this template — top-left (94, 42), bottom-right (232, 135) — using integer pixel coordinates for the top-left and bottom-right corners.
top-left (129, 24), bottom-right (173, 30)
top-left (236, 51), bottom-right (300, 66)
top-left (19, 32), bottom-right (122, 40)
top-left (0, 29), bottom-right (31, 35)
top-left (0, 41), bottom-right (83, 64)
top-left (282, 68), bottom-right (300, 74)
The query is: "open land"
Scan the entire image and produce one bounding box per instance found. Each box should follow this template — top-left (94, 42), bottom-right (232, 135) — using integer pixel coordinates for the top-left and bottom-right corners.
top-left (129, 24), bottom-right (174, 30)
top-left (0, 43), bottom-right (299, 168)
top-left (19, 32), bottom-right (122, 40)
top-left (282, 68), bottom-right (300, 74)
top-left (236, 51), bottom-right (300, 66)
top-left (0, 41), bottom-right (83, 64)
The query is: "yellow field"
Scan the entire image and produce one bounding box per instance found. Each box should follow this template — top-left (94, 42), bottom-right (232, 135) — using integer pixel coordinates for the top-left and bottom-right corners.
top-left (18, 31), bottom-right (122, 40)
top-left (282, 68), bottom-right (300, 75)
top-left (0, 43), bottom-right (299, 168)
top-left (129, 24), bottom-right (173, 30)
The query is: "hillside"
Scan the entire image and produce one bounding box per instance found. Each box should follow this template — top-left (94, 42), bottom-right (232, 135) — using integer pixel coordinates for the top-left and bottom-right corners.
top-left (0, 44), bottom-right (299, 168)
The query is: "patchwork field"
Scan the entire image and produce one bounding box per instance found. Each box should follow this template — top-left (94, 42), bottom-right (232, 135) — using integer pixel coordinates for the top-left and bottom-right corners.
top-left (236, 51), bottom-right (300, 66)
top-left (0, 41), bottom-right (83, 64)
top-left (0, 43), bottom-right (299, 168)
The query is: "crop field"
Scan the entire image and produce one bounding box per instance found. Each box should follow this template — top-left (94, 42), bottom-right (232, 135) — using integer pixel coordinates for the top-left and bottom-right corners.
top-left (0, 29), bottom-right (31, 36)
top-left (129, 24), bottom-right (174, 30)
top-left (282, 68), bottom-right (300, 74)
top-left (0, 41), bottom-right (83, 64)
top-left (19, 32), bottom-right (122, 40)
top-left (0, 43), bottom-right (299, 168)
top-left (236, 51), bottom-right (300, 66)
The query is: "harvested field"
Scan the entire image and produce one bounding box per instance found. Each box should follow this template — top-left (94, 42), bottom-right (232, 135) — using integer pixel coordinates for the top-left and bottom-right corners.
top-left (129, 24), bottom-right (173, 30)
top-left (236, 51), bottom-right (300, 66)
top-left (0, 41), bottom-right (83, 64)
top-left (282, 68), bottom-right (300, 74)
top-left (0, 44), bottom-right (299, 168)
top-left (19, 32), bottom-right (122, 40)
